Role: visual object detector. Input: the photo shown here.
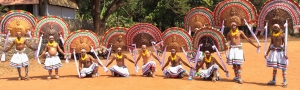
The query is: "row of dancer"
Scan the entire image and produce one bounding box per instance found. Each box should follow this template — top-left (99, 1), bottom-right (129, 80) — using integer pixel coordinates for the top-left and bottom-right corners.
top-left (2, 22), bottom-right (288, 88)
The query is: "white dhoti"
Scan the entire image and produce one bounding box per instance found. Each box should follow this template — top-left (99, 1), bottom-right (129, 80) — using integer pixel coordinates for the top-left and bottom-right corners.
top-left (142, 60), bottom-right (156, 75)
top-left (163, 65), bottom-right (186, 78)
top-left (43, 53), bottom-right (62, 70)
top-left (199, 64), bottom-right (220, 79)
top-left (110, 65), bottom-right (129, 77)
top-left (80, 63), bottom-right (98, 76)
top-left (9, 49), bottom-right (29, 68)
top-left (227, 44), bottom-right (244, 65)
top-left (267, 45), bottom-right (287, 69)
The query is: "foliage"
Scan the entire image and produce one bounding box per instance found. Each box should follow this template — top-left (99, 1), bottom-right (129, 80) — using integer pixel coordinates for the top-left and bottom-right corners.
top-left (77, 0), bottom-right (300, 36)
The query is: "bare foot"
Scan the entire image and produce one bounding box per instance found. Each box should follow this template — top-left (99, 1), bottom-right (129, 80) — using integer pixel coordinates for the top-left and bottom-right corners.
top-left (55, 75), bottom-right (60, 79)
top-left (152, 74), bottom-right (156, 78)
top-left (47, 76), bottom-right (51, 81)
top-left (18, 77), bottom-right (22, 81)
top-left (23, 77), bottom-right (30, 81)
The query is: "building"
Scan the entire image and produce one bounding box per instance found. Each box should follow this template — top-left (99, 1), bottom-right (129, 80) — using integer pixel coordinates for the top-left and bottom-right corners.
top-left (0, 0), bottom-right (79, 19)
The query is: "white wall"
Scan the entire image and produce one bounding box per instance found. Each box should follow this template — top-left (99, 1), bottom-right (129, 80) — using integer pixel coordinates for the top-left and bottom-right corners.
top-left (47, 5), bottom-right (76, 19)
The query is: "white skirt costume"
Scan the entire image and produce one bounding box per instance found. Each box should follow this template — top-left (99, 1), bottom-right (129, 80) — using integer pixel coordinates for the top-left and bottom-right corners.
top-left (80, 63), bottom-right (98, 76)
top-left (142, 60), bottom-right (156, 75)
top-left (163, 65), bottom-right (186, 77)
top-left (266, 44), bottom-right (288, 69)
top-left (226, 44), bottom-right (244, 65)
top-left (9, 48), bottom-right (29, 68)
top-left (110, 65), bottom-right (129, 77)
top-left (43, 52), bottom-right (62, 70)
top-left (199, 64), bottom-right (220, 79)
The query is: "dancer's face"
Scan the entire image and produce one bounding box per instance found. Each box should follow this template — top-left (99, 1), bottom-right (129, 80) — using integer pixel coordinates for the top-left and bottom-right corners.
top-left (117, 48), bottom-right (122, 54)
top-left (205, 52), bottom-right (211, 57)
top-left (142, 46), bottom-right (146, 51)
top-left (81, 50), bottom-right (86, 56)
top-left (171, 49), bottom-right (176, 56)
top-left (49, 36), bottom-right (54, 42)
top-left (17, 32), bottom-right (21, 38)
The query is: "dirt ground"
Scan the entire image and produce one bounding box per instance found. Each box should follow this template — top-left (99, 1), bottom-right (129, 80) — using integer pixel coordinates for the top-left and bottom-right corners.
top-left (0, 41), bottom-right (300, 90)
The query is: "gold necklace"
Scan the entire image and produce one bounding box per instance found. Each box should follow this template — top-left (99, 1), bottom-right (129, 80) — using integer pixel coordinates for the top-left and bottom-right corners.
top-left (204, 56), bottom-right (212, 63)
top-left (15, 38), bottom-right (23, 44)
top-left (230, 28), bottom-right (239, 36)
top-left (116, 54), bottom-right (122, 59)
top-left (273, 31), bottom-right (282, 37)
top-left (142, 50), bottom-right (148, 56)
top-left (171, 55), bottom-right (177, 61)
top-left (81, 54), bottom-right (87, 61)
top-left (48, 41), bottom-right (56, 47)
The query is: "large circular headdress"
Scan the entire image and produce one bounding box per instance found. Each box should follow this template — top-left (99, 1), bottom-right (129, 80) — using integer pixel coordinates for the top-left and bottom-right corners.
top-left (193, 27), bottom-right (227, 53)
top-left (102, 27), bottom-right (128, 51)
top-left (256, 0), bottom-right (300, 34)
top-left (214, 0), bottom-right (258, 27)
top-left (0, 10), bottom-right (37, 37)
top-left (64, 30), bottom-right (101, 54)
top-left (126, 23), bottom-right (162, 48)
top-left (184, 7), bottom-right (214, 32)
top-left (162, 27), bottom-right (193, 52)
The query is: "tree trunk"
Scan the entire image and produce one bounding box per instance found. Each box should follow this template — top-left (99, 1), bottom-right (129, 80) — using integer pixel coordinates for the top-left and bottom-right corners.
top-left (98, 20), bottom-right (106, 35)
top-left (92, 0), bottom-right (102, 35)
top-left (38, 0), bottom-right (44, 16)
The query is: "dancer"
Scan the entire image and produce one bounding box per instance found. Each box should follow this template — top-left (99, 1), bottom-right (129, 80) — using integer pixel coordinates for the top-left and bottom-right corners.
top-left (265, 24), bottom-right (288, 87)
top-left (3, 32), bottom-right (36, 80)
top-left (226, 22), bottom-right (260, 84)
top-left (79, 49), bottom-right (102, 78)
top-left (106, 48), bottom-right (135, 77)
top-left (136, 45), bottom-right (161, 78)
top-left (38, 35), bottom-right (65, 80)
top-left (162, 49), bottom-right (193, 79)
top-left (196, 50), bottom-right (228, 82)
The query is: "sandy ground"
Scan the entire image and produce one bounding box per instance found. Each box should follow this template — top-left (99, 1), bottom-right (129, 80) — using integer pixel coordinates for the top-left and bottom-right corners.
top-left (0, 41), bottom-right (300, 90)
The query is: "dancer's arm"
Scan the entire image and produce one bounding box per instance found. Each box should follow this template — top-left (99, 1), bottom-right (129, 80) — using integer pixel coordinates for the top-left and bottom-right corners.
top-left (179, 56), bottom-right (193, 69)
top-left (136, 53), bottom-right (142, 65)
top-left (4, 41), bottom-right (15, 52)
top-left (57, 43), bottom-right (65, 56)
top-left (106, 56), bottom-right (116, 67)
top-left (38, 46), bottom-right (48, 58)
top-left (162, 56), bottom-right (171, 71)
top-left (196, 61), bottom-right (204, 71)
top-left (124, 55), bottom-right (134, 64)
top-left (24, 40), bottom-right (36, 51)
top-left (241, 31), bottom-right (259, 48)
top-left (213, 57), bottom-right (226, 72)
top-left (151, 51), bottom-right (161, 63)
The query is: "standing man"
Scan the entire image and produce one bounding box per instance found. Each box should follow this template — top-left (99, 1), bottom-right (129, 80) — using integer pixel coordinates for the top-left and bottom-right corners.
top-left (38, 35), bottom-right (65, 80)
top-left (106, 48), bottom-right (135, 77)
top-left (162, 49), bottom-right (193, 79)
top-left (265, 24), bottom-right (288, 87)
top-left (136, 45), bottom-right (161, 78)
top-left (226, 22), bottom-right (260, 84)
top-left (79, 49), bottom-right (101, 78)
top-left (196, 50), bottom-right (228, 82)
top-left (3, 31), bottom-right (36, 80)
